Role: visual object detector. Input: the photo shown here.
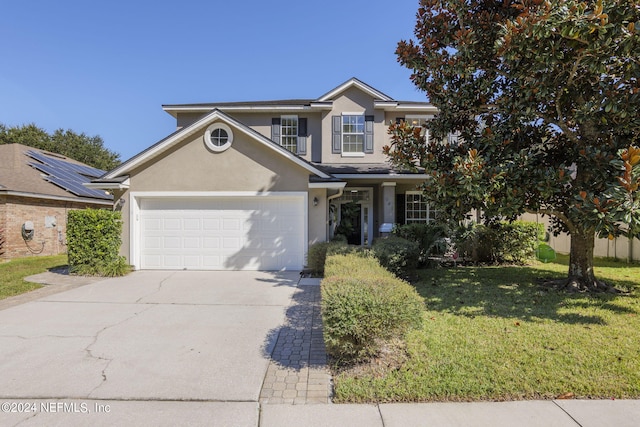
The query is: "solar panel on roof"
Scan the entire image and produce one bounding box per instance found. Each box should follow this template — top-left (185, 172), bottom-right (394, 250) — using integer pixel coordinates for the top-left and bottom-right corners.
top-left (26, 150), bottom-right (112, 201)
top-left (45, 176), bottom-right (110, 199)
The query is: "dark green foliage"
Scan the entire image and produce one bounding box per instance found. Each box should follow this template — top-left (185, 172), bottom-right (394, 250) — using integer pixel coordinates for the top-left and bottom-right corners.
top-left (334, 202), bottom-right (359, 242)
top-left (0, 227), bottom-right (5, 256)
top-left (326, 238), bottom-right (362, 257)
top-left (392, 223), bottom-right (449, 261)
top-left (372, 235), bottom-right (420, 276)
top-left (307, 242), bottom-right (330, 275)
top-left (321, 253), bottom-right (424, 362)
top-left (67, 209), bottom-right (130, 276)
top-left (330, 234), bottom-right (348, 244)
top-left (0, 123), bottom-right (120, 170)
top-left (454, 221), bottom-right (544, 264)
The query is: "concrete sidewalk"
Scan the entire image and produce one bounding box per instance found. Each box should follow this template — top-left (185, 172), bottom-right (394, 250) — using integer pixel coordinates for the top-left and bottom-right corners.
top-left (1, 270), bottom-right (638, 426)
top-left (261, 400), bottom-right (640, 427)
top-left (2, 398), bottom-right (639, 426)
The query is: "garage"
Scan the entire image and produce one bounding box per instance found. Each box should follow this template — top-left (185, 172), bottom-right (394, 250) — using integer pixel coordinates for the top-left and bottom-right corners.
top-left (135, 194), bottom-right (306, 271)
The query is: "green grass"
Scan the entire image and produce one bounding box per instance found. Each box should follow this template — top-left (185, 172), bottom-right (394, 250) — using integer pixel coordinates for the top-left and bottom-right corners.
top-left (332, 255), bottom-right (640, 402)
top-left (0, 255), bottom-right (68, 300)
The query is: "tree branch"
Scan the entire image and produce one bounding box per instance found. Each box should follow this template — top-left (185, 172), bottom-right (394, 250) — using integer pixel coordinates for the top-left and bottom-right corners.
top-left (525, 208), bottom-right (578, 235)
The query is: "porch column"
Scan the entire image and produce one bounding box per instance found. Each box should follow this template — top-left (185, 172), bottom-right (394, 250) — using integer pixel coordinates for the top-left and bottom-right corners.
top-left (380, 182), bottom-right (396, 235)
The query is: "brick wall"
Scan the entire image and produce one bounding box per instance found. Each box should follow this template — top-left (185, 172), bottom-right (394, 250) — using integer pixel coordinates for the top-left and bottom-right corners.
top-left (0, 195), bottom-right (109, 260)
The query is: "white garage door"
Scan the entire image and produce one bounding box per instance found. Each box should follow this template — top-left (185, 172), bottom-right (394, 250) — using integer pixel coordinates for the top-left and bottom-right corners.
top-left (138, 196), bottom-right (305, 270)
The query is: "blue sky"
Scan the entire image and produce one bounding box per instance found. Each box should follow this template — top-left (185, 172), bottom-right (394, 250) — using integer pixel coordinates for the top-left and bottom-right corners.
top-left (1, 0), bottom-right (427, 162)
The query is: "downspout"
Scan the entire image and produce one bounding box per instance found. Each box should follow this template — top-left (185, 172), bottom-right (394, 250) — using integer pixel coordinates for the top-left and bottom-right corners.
top-left (327, 186), bottom-right (344, 203)
top-left (326, 186), bottom-right (345, 241)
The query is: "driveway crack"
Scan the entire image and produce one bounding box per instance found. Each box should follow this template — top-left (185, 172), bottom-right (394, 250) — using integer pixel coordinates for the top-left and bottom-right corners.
top-left (85, 305), bottom-right (154, 397)
top-left (135, 272), bottom-right (176, 303)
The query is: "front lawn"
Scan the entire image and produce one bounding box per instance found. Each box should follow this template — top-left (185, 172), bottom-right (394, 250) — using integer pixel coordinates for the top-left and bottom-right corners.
top-left (332, 255), bottom-right (640, 402)
top-left (0, 255), bottom-right (68, 300)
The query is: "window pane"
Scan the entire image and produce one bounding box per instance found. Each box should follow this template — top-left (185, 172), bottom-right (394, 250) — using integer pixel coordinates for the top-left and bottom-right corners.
top-left (211, 129), bottom-right (228, 146)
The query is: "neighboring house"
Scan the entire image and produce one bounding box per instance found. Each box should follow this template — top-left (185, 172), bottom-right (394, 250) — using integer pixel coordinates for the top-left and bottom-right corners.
top-left (89, 78), bottom-right (443, 271)
top-left (0, 143), bottom-right (113, 260)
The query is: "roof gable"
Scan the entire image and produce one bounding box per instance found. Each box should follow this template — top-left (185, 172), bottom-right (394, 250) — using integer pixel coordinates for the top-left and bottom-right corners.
top-left (316, 77), bottom-right (394, 102)
top-left (103, 109), bottom-right (331, 180)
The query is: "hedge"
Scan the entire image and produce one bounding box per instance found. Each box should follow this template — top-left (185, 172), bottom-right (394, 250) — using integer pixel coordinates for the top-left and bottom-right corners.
top-left (454, 221), bottom-right (545, 264)
top-left (67, 209), bottom-right (130, 276)
top-left (371, 235), bottom-right (420, 277)
top-left (392, 223), bottom-right (449, 261)
top-left (306, 241), bottom-right (330, 276)
top-left (321, 252), bottom-right (424, 362)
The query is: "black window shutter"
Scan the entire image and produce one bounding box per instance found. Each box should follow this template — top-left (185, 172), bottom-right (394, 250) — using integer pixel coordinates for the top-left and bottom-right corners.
top-left (271, 118), bottom-right (281, 144)
top-left (297, 118), bottom-right (307, 156)
top-left (364, 115), bottom-right (374, 154)
top-left (332, 116), bottom-right (342, 153)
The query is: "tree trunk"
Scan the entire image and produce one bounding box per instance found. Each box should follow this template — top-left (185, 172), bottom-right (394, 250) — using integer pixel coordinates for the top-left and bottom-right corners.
top-left (565, 227), bottom-right (610, 292)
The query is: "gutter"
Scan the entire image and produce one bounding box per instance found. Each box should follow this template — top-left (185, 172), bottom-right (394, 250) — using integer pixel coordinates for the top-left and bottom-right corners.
top-left (0, 190), bottom-right (112, 206)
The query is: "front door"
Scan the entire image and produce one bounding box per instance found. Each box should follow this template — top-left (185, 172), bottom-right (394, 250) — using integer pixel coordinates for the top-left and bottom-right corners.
top-left (339, 202), bottom-right (362, 245)
top-left (330, 188), bottom-right (372, 246)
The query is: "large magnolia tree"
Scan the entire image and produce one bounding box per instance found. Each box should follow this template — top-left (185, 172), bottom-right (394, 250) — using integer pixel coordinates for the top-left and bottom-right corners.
top-left (385, 0), bottom-right (640, 291)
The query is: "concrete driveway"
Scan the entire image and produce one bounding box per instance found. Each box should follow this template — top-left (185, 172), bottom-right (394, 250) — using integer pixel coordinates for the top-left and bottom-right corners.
top-left (0, 271), bottom-right (299, 425)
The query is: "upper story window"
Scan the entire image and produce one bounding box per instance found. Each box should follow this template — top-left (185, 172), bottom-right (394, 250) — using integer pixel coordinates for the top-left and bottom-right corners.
top-left (342, 115), bottom-right (364, 153)
top-left (280, 116), bottom-right (298, 154)
top-left (271, 116), bottom-right (307, 156)
top-left (405, 115), bottom-right (431, 144)
top-left (405, 191), bottom-right (437, 224)
top-left (332, 114), bottom-right (374, 155)
top-left (405, 115), bottom-right (430, 128)
top-left (397, 116), bottom-right (460, 146)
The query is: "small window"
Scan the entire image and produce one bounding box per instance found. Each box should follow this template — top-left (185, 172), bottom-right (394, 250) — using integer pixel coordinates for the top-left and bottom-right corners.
top-left (405, 191), bottom-right (437, 224)
top-left (204, 123), bottom-right (233, 152)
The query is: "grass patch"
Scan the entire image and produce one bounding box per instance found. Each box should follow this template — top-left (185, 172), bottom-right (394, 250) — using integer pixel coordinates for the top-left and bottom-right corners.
top-left (0, 255), bottom-right (67, 300)
top-left (332, 255), bottom-right (640, 402)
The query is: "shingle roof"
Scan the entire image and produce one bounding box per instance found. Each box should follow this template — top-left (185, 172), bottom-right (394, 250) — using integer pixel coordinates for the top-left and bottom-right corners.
top-left (314, 163), bottom-right (425, 175)
top-left (0, 143), bottom-right (111, 203)
top-left (163, 99), bottom-right (315, 109)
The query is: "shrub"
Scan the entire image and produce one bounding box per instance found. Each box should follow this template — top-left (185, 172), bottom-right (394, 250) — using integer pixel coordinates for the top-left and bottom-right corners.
top-left (392, 223), bottom-right (449, 261)
top-left (330, 233), bottom-right (348, 244)
top-left (372, 235), bottom-right (420, 277)
top-left (497, 221), bottom-right (545, 263)
top-left (321, 253), bottom-right (424, 362)
top-left (307, 241), bottom-right (330, 275)
top-left (324, 252), bottom-right (388, 279)
top-left (326, 238), bottom-right (364, 257)
top-left (454, 221), bottom-right (544, 264)
top-left (67, 209), bottom-right (130, 276)
top-left (453, 223), bottom-right (494, 263)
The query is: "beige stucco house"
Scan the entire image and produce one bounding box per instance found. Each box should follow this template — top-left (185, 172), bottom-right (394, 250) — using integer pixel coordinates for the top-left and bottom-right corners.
top-left (89, 78), bottom-right (441, 271)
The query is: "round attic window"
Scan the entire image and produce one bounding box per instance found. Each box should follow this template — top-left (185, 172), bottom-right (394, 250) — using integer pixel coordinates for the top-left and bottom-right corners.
top-left (204, 123), bottom-right (233, 152)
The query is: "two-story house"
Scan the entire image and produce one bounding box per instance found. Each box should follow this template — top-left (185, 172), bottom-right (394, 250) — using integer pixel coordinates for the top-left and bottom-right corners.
top-left (90, 78), bottom-right (440, 271)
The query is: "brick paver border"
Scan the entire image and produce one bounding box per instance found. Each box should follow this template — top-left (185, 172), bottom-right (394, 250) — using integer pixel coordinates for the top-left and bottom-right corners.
top-left (259, 278), bottom-right (332, 404)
